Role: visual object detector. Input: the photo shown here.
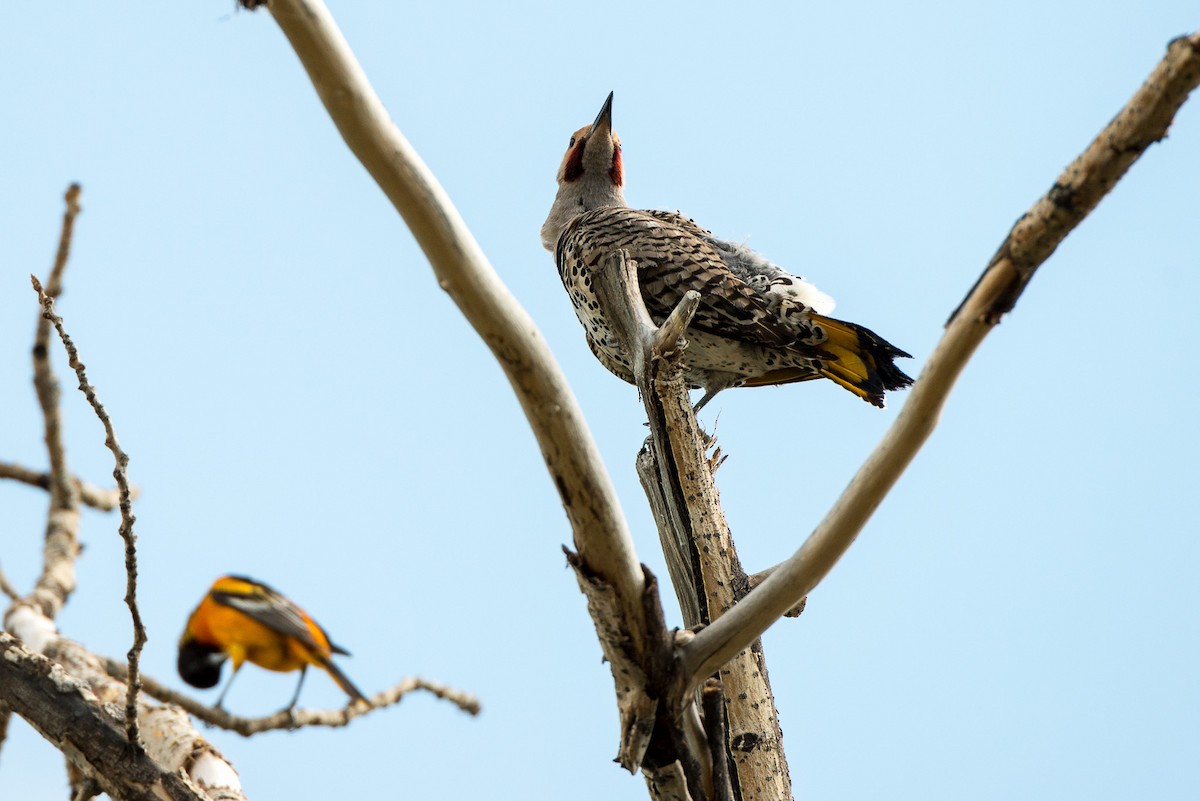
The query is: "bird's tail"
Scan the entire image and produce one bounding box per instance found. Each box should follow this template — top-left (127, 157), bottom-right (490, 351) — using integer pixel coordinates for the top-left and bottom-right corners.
top-left (317, 654), bottom-right (369, 705)
top-left (811, 315), bottom-right (914, 408)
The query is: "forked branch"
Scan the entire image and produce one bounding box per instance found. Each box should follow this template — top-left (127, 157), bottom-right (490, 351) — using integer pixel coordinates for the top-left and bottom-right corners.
top-left (592, 250), bottom-right (791, 800)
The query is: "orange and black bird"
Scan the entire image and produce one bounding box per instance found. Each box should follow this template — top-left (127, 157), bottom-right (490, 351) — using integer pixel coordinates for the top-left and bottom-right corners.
top-left (178, 575), bottom-right (367, 711)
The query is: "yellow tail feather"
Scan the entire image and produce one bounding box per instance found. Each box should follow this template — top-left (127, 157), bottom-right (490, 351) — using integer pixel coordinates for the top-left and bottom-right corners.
top-left (811, 315), bottom-right (891, 407)
top-left (819, 362), bottom-right (874, 401)
top-left (816, 317), bottom-right (871, 371)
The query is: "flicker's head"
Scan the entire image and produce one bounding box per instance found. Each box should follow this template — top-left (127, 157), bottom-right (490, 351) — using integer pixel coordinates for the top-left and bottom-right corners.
top-left (555, 91), bottom-right (623, 189)
top-left (542, 92), bottom-right (627, 251)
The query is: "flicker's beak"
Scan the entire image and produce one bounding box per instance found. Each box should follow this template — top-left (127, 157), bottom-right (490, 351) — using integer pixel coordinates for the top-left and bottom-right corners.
top-left (590, 91), bottom-right (614, 136)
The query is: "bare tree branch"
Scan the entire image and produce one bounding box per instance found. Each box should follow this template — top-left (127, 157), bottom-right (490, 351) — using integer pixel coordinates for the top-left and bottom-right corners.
top-left (249, 0), bottom-right (662, 661)
top-left (28, 184), bottom-right (83, 622)
top-left (247, 5), bottom-right (672, 784)
top-left (679, 31), bottom-right (1200, 690)
top-left (0, 633), bottom-right (222, 801)
top-left (3, 602), bottom-right (248, 800)
top-left (954, 33), bottom-right (1200, 324)
top-left (42, 183), bottom-right (81, 300)
top-left (251, 0), bottom-right (652, 652)
top-left (0, 460), bottom-right (138, 511)
top-left (103, 657), bottom-right (481, 735)
top-left (565, 550), bottom-right (661, 773)
top-left (32, 275), bottom-right (147, 748)
top-left (593, 251), bottom-right (792, 798)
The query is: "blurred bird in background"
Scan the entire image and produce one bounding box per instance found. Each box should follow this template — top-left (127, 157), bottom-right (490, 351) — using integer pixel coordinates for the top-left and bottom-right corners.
top-left (178, 574), bottom-right (367, 711)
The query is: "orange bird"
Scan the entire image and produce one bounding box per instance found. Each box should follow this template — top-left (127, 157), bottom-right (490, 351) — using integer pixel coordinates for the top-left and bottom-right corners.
top-left (178, 575), bottom-right (367, 710)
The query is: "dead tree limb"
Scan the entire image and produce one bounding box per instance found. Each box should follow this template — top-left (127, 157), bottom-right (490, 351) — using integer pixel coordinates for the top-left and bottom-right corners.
top-left (252, 0), bottom-right (652, 655)
top-left (19, 181), bottom-right (93, 801)
top-left (0, 632), bottom-right (239, 801)
top-left (28, 184), bottom-right (83, 623)
top-left (592, 251), bottom-right (791, 800)
top-left (679, 30), bottom-right (1200, 691)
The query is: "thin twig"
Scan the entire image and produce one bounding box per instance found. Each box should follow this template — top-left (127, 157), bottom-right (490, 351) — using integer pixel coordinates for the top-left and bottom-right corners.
top-left (0, 461), bottom-right (137, 511)
top-left (28, 184), bottom-right (84, 622)
top-left (31, 276), bottom-right (146, 748)
top-left (102, 657), bottom-right (480, 735)
top-left (680, 31), bottom-right (1200, 690)
top-left (43, 183), bottom-right (81, 300)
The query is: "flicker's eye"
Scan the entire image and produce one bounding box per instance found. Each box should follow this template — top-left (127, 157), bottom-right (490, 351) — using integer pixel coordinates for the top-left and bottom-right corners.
top-left (569, 135), bottom-right (578, 147)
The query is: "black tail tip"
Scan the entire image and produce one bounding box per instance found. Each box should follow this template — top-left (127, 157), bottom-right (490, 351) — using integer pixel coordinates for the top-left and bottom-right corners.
top-left (879, 361), bottom-right (915, 392)
top-left (857, 351), bottom-right (914, 408)
top-left (858, 324), bottom-right (915, 395)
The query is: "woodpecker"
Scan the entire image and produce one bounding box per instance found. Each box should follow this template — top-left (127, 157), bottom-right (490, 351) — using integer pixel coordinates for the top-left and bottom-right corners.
top-left (542, 92), bottom-right (913, 410)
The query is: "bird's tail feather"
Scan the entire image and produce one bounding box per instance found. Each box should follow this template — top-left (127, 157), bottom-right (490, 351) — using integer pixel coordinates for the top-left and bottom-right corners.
top-left (811, 315), bottom-right (913, 408)
top-left (318, 655), bottom-right (368, 705)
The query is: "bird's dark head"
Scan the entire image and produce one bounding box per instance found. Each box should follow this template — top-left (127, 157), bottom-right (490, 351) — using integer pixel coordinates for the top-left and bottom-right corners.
top-left (177, 638), bottom-right (227, 689)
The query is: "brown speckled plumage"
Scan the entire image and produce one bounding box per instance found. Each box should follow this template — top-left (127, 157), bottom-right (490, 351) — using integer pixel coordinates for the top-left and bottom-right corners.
top-left (543, 93), bottom-right (913, 409)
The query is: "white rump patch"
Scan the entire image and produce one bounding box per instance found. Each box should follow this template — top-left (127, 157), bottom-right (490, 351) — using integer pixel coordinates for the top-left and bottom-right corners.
top-left (787, 279), bottom-right (836, 315)
top-left (709, 235), bottom-right (837, 315)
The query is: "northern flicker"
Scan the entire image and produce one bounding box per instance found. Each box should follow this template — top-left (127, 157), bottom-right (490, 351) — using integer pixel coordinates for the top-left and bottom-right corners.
top-left (542, 92), bottom-right (914, 410)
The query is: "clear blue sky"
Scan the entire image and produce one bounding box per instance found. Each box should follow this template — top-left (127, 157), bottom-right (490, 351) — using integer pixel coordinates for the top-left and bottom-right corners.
top-left (3, 3), bottom-right (1197, 799)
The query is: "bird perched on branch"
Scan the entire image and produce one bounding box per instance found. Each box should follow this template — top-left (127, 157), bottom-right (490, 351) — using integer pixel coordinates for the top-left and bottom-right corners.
top-left (178, 575), bottom-right (367, 711)
top-left (542, 92), bottom-right (913, 410)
